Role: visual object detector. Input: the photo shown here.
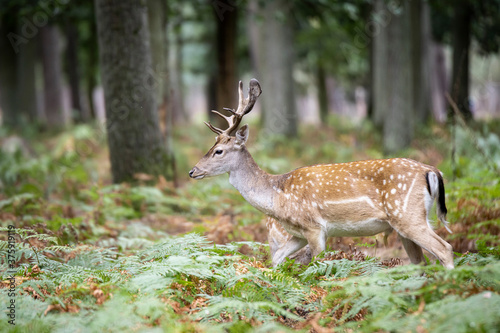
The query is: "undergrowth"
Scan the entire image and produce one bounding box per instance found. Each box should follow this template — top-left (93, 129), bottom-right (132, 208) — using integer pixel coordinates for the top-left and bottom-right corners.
top-left (0, 119), bottom-right (499, 331)
top-left (0, 232), bottom-right (499, 332)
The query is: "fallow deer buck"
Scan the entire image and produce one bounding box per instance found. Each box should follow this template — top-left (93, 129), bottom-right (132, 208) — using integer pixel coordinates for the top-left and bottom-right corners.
top-left (189, 79), bottom-right (454, 269)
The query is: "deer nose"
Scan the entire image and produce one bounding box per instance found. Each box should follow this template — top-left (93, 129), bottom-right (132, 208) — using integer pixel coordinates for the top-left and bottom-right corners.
top-left (189, 167), bottom-right (198, 178)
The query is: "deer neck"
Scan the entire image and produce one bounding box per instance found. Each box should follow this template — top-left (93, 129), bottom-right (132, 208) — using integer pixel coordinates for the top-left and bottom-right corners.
top-left (228, 147), bottom-right (278, 215)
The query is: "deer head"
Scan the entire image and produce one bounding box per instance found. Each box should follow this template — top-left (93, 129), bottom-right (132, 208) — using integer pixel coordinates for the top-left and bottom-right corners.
top-left (189, 79), bottom-right (262, 180)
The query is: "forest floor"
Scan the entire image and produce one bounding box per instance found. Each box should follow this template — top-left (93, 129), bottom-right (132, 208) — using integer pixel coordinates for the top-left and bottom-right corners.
top-left (0, 118), bottom-right (499, 332)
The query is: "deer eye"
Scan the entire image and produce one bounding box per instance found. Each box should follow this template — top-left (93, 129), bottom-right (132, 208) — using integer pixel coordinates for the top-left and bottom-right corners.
top-left (214, 149), bottom-right (223, 155)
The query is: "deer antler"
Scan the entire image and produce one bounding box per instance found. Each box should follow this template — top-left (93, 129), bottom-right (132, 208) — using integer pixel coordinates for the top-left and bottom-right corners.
top-left (204, 78), bottom-right (262, 136)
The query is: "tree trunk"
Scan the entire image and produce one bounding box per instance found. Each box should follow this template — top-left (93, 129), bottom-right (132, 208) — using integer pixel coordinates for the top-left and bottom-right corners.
top-left (247, 0), bottom-right (261, 77)
top-left (40, 25), bottom-right (66, 127)
top-left (209, 0), bottom-right (237, 128)
top-left (429, 42), bottom-right (448, 122)
top-left (95, 0), bottom-right (166, 183)
top-left (411, 0), bottom-right (431, 124)
top-left (16, 27), bottom-right (38, 124)
top-left (0, 16), bottom-right (19, 127)
top-left (259, 0), bottom-right (297, 137)
top-left (371, 0), bottom-right (389, 128)
top-left (383, 1), bottom-right (414, 153)
top-left (147, 0), bottom-right (167, 105)
top-left (86, 14), bottom-right (99, 119)
top-left (450, 1), bottom-right (472, 121)
top-left (317, 61), bottom-right (328, 124)
top-left (366, 23), bottom-right (375, 121)
top-left (66, 20), bottom-right (89, 122)
top-left (169, 22), bottom-right (186, 123)
top-left (147, 0), bottom-right (177, 183)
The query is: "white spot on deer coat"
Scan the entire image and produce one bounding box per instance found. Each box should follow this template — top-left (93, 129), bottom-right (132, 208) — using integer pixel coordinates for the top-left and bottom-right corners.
top-left (402, 176), bottom-right (417, 212)
top-left (324, 196), bottom-right (376, 209)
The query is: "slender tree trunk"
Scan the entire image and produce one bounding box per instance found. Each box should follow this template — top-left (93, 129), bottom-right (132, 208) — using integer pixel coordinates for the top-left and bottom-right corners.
top-left (147, 0), bottom-right (166, 127)
top-left (95, 0), bottom-right (166, 183)
top-left (411, 0), bottom-right (431, 124)
top-left (383, 1), bottom-right (414, 153)
top-left (259, 0), bottom-right (297, 137)
top-left (372, 0), bottom-right (389, 128)
top-left (66, 20), bottom-right (88, 122)
top-left (429, 42), bottom-right (448, 122)
top-left (317, 61), bottom-right (328, 124)
top-left (169, 22), bottom-right (186, 123)
top-left (147, 0), bottom-right (167, 105)
top-left (247, 0), bottom-right (261, 77)
top-left (86, 15), bottom-right (99, 119)
top-left (367, 24), bottom-right (375, 121)
top-left (207, 74), bottom-right (217, 120)
top-left (0, 16), bottom-right (19, 127)
top-left (147, 0), bottom-right (176, 183)
top-left (40, 25), bottom-right (66, 127)
top-left (450, 1), bottom-right (472, 121)
top-left (16, 28), bottom-right (38, 123)
top-left (209, 0), bottom-right (237, 128)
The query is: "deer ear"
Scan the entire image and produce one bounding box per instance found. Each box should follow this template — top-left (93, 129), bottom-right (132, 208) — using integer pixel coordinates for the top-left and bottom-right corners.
top-left (235, 124), bottom-right (249, 148)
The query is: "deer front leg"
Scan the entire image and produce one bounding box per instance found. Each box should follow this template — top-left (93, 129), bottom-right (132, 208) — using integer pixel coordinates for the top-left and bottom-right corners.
top-left (303, 228), bottom-right (327, 260)
top-left (272, 236), bottom-right (308, 267)
top-left (267, 217), bottom-right (312, 265)
top-left (289, 245), bottom-right (312, 265)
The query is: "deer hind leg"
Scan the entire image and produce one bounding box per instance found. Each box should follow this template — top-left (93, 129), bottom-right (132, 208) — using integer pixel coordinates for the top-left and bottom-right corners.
top-left (400, 236), bottom-right (425, 265)
top-left (396, 224), bottom-right (454, 269)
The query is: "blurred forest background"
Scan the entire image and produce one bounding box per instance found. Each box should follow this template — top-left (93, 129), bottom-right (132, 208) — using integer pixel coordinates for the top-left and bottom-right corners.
top-left (1, 0), bottom-right (500, 183)
top-left (1, 1), bottom-right (500, 331)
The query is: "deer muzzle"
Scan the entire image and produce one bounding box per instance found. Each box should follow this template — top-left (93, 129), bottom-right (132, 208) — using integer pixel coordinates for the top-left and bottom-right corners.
top-left (189, 167), bottom-right (206, 179)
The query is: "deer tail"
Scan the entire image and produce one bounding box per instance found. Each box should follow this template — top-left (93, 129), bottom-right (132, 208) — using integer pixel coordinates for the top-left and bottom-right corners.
top-left (427, 171), bottom-right (452, 234)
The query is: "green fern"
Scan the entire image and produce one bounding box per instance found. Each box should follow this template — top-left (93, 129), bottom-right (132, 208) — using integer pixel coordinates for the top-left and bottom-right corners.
top-left (322, 260), bottom-right (500, 332)
top-left (195, 295), bottom-right (303, 323)
top-left (2, 225), bottom-right (499, 333)
top-left (301, 256), bottom-right (384, 281)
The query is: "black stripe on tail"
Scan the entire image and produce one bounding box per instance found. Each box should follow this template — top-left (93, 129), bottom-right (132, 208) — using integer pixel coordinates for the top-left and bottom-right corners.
top-left (425, 172), bottom-right (448, 216)
top-left (437, 172), bottom-right (448, 216)
top-left (425, 173), bottom-right (431, 194)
